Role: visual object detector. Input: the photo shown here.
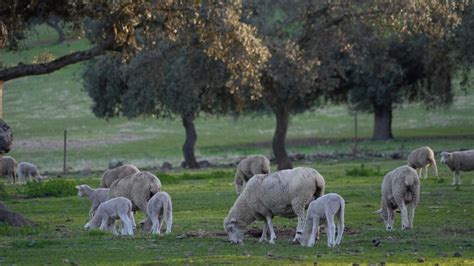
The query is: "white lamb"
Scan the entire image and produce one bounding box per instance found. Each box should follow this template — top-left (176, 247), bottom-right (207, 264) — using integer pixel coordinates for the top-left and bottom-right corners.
top-left (300, 193), bottom-right (345, 248)
top-left (407, 146), bottom-right (438, 179)
top-left (17, 162), bottom-right (43, 183)
top-left (224, 167), bottom-right (325, 244)
top-left (440, 150), bottom-right (474, 185)
top-left (234, 155), bottom-right (271, 195)
top-left (76, 184), bottom-right (110, 219)
top-left (375, 165), bottom-right (420, 231)
top-left (84, 197), bottom-right (135, 236)
top-left (140, 192), bottom-right (173, 234)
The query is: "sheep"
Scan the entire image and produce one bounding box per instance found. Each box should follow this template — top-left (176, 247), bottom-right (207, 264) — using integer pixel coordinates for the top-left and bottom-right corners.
top-left (107, 171), bottom-right (162, 212)
top-left (17, 162), bottom-right (43, 183)
top-left (234, 155), bottom-right (271, 195)
top-left (224, 167), bottom-right (325, 244)
top-left (440, 150), bottom-right (474, 185)
top-left (300, 193), bottom-right (345, 248)
top-left (76, 184), bottom-right (110, 219)
top-left (375, 165), bottom-right (420, 231)
top-left (140, 192), bottom-right (173, 234)
top-left (407, 146), bottom-right (438, 179)
top-left (0, 156), bottom-right (17, 185)
top-left (99, 164), bottom-right (140, 188)
top-left (84, 197), bottom-right (135, 236)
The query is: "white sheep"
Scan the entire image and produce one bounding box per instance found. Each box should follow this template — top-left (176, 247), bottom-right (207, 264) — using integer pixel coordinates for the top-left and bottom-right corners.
top-left (375, 165), bottom-right (420, 231)
top-left (17, 162), bottom-right (43, 183)
top-left (76, 184), bottom-right (110, 219)
top-left (440, 150), bottom-right (474, 185)
top-left (300, 193), bottom-right (345, 248)
top-left (99, 164), bottom-right (140, 188)
top-left (84, 197), bottom-right (135, 236)
top-left (224, 167), bottom-right (325, 244)
top-left (140, 192), bottom-right (173, 234)
top-left (407, 146), bottom-right (438, 179)
top-left (0, 156), bottom-right (17, 185)
top-left (234, 155), bottom-right (271, 195)
top-left (107, 171), bottom-right (162, 212)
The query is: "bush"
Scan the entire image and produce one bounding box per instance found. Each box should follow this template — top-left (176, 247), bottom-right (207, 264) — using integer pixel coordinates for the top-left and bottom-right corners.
top-left (158, 170), bottom-right (232, 184)
top-left (345, 164), bottom-right (382, 177)
top-left (24, 179), bottom-right (77, 198)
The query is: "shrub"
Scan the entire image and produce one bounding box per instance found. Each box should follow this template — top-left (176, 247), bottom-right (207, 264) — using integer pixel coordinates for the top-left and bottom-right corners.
top-left (158, 170), bottom-right (232, 184)
top-left (345, 164), bottom-right (382, 177)
top-left (24, 179), bottom-right (77, 198)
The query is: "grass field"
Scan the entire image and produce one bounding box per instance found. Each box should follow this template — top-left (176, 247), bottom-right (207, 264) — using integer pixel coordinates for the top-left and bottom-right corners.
top-left (0, 161), bottom-right (473, 265)
top-left (1, 26), bottom-right (473, 265)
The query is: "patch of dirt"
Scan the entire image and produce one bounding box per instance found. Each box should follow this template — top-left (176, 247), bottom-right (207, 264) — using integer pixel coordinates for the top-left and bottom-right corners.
top-left (12, 133), bottom-right (147, 151)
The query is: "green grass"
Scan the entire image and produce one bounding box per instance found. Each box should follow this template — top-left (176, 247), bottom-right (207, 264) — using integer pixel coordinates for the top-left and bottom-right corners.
top-left (0, 161), bottom-right (473, 265)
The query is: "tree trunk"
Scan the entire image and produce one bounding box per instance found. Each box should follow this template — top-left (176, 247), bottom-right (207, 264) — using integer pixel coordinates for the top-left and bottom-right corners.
top-left (272, 104), bottom-right (293, 170)
top-left (46, 19), bottom-right (66, 44)
top-left (0, 202), bottom-right (36, 226)
top-left (181, 114), bottom-right (199, 169)
top-left (0, 81), bottom-right (12, 154)
top-left (373, 104), bottom-right (394, 140)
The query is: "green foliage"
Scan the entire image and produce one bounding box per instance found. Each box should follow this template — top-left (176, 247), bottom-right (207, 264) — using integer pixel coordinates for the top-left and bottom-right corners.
top-left (23, 179), bottom-right (77, 198)
top-left (345, 164), bottom-right (382, 177)
top-left (158, 170), bottom-right (232, 184)
top-left (0, 182), bottom-right (8, 199)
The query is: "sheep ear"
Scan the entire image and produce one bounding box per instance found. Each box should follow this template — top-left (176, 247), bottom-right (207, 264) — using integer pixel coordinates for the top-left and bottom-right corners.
top-left (373, 209), bottom-right (382, 214)
top-left (230, 217), bottom-right (237, 223)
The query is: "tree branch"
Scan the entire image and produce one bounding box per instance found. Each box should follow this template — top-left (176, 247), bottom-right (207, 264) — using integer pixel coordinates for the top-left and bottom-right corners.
top-left (0, 38), bottom-right (114, 82)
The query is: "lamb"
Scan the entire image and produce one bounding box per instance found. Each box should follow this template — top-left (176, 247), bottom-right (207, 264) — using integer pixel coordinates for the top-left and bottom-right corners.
top-left (140, 192), bottom-right (173, 234)
top-left (375, 165), bottom-right (420, 231)
top-left (440, 150), bottom-right (474, 185)
top-left (234, 155), bottom-right (271, 194)
top-left (17, 162), bottom-right (43, 183)
top-left (76, 184), bottom-right (110, 219)
top-left (407, 146), bottom-right (438, 179)
top-left (84, 197), bottom-right (135, 235)
top-left (0, 156), bottom-right (17, 185)
top-left (224, 167), bottom-right (325, 244)
top-left (300, 193), bottom-right (345, 248)
top-left (107, 171), bottom-right (162, 212)
top-left (99, 164), bottom-right (140, 188)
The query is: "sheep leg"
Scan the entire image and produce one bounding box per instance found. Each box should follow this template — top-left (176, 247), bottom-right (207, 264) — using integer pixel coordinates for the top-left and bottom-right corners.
top-left (399, 202), bottom-right (409, 230)
top-left (259, 221), bottom-right (268, 243)
top-left (291, 200), bottom-right (306, 243)
top-left (326, 214), bottom-right (336, 247)
top-left (335, 211), bottom-right (344, 245)
top-left (130, 211), bottom-right (136, 229)
top-left (265, 216), bottom-right (277, 244)
top-left (456, 170), bottom-right (461, 185)
top-left (386, 207), bottom-right (394, 231)
top-left (119, 212), bottom-right (133, 235)
top-left (307, 218), bottom-right (319, 247)
top-left (408, 203), bottom-right (416, 229)
top-left (152, 216), bottom-right (161, 235)
top-left (165, 215), bottom-right (172, 234)
top-left (423, 166), bottom-right (428, 179)
top-left (418, 168), bottom-right (422, 179)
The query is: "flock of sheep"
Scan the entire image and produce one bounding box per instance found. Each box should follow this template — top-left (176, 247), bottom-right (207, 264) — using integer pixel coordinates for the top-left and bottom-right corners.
top-left (0, 146), bottom-right (473, 248)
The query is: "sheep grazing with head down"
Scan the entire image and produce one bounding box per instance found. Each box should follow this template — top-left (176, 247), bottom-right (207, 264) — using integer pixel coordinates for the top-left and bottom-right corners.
top-left (17, 162), bottom-right (43, 183)
top-left (375, 165), bottom-right (420, 231)
top-left (440, 150), bottom-right (474, 185)
top-left (407, 146), bottom-right (438, 179)
top-left (84, 197), bottom-right (135, 235)
top-left (224, 167), bottom-right (325, 244)
top-left (300, 193), bottom-right (345, 248)
top-left (107, 171), bottom-right (162, 212)
top-left (0, 156), bottom-right (17, 185)
top-left (234, 155), bottom-right (271, 195)
top-left (99, 164), bottom-right (140, 188)
top-left (76, 184), bottom-right (109, 219)
top-left (140, 191), bottom-right (173, 234)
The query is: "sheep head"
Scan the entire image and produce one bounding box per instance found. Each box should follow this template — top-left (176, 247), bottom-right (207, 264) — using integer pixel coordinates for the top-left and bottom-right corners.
top-left (224, 216), bottom-right (245, 244)
top-left (440, 152), bottom-right (452, 165)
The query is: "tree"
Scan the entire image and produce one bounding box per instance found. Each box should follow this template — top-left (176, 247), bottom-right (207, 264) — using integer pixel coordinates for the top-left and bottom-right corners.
top-left (83, 37), bottom-right (231, 168)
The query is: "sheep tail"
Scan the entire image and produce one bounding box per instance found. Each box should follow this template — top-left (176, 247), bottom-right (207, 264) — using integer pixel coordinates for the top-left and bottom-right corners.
top-left (429, 157), bottom-right (439, 177)
top-left (404, 173), bottom-right (416, 187)
top-left (314, 175), bottom-right (325, 199)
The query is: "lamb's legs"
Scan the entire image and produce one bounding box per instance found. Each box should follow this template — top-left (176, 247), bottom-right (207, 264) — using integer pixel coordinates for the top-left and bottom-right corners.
top-left (152, 217), bottom-right (161, 234)
top-left (423, 166), bottom-right (428, 179)
top-left (259, 221), bottom-right (268, 243)
top-left (165, 216), bottom-right (173, 234)
top-left (408, 203), bottom-right (416, 229)
top-left (307, 218), bottom-right (319, 247)
top-left (456, 171), bottom-right (462, 185)
top-left (335, 212), bottom-right (344, 245)
top-left (326, 214), bottom-right (336, 247)
top-left (119, 212), bottom-right (133, 235)
top-left (386, 207), bottom-right (394, 231)
top-left (265, 216), bottom-right (277, 244)
top-left (399, 202), bottom-right (409, 230)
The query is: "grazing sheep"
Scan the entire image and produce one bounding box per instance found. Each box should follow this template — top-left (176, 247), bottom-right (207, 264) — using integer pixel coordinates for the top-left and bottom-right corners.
top-left (17, 162), bottom-right (43, 183)
top-left (0, 156), bottom-right (17, 185)
top-left (407, 146), bottom-right (438, 179)
top-left (84, 197), bottom-right (135, 235)
top-left (375, 165), bottom-right (420, 231)
top-left (234, 155), bottom-right (271, 195)
top-left (224, 167), bottom-right (325, 244)
top-left (99, 164), bottom-right (140, 188)
top-left (300, 193), bottom-right (345, 248)
top-left (76, 184), bottom-right (110, 219)
top-left (107, 171), bottom-right (162, 212)
top-left (440, 150), bottom-right (474, 185)
top-left (140, 192), bottom-right (173, 234)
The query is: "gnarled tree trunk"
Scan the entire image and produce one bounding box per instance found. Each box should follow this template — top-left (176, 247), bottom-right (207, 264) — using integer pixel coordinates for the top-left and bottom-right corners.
top-left (181, 113), bottom-right (199, 169)
top-left (373, 104), bottom-right (394, 140)
top-left (272, 103), bottom-right (293, 170)
top-left (0, 81), bottom-right (13, 154)
top-left (0, 202), bottom-right (36, 226)
top-left (46, 18), bottom-right (66, 44)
